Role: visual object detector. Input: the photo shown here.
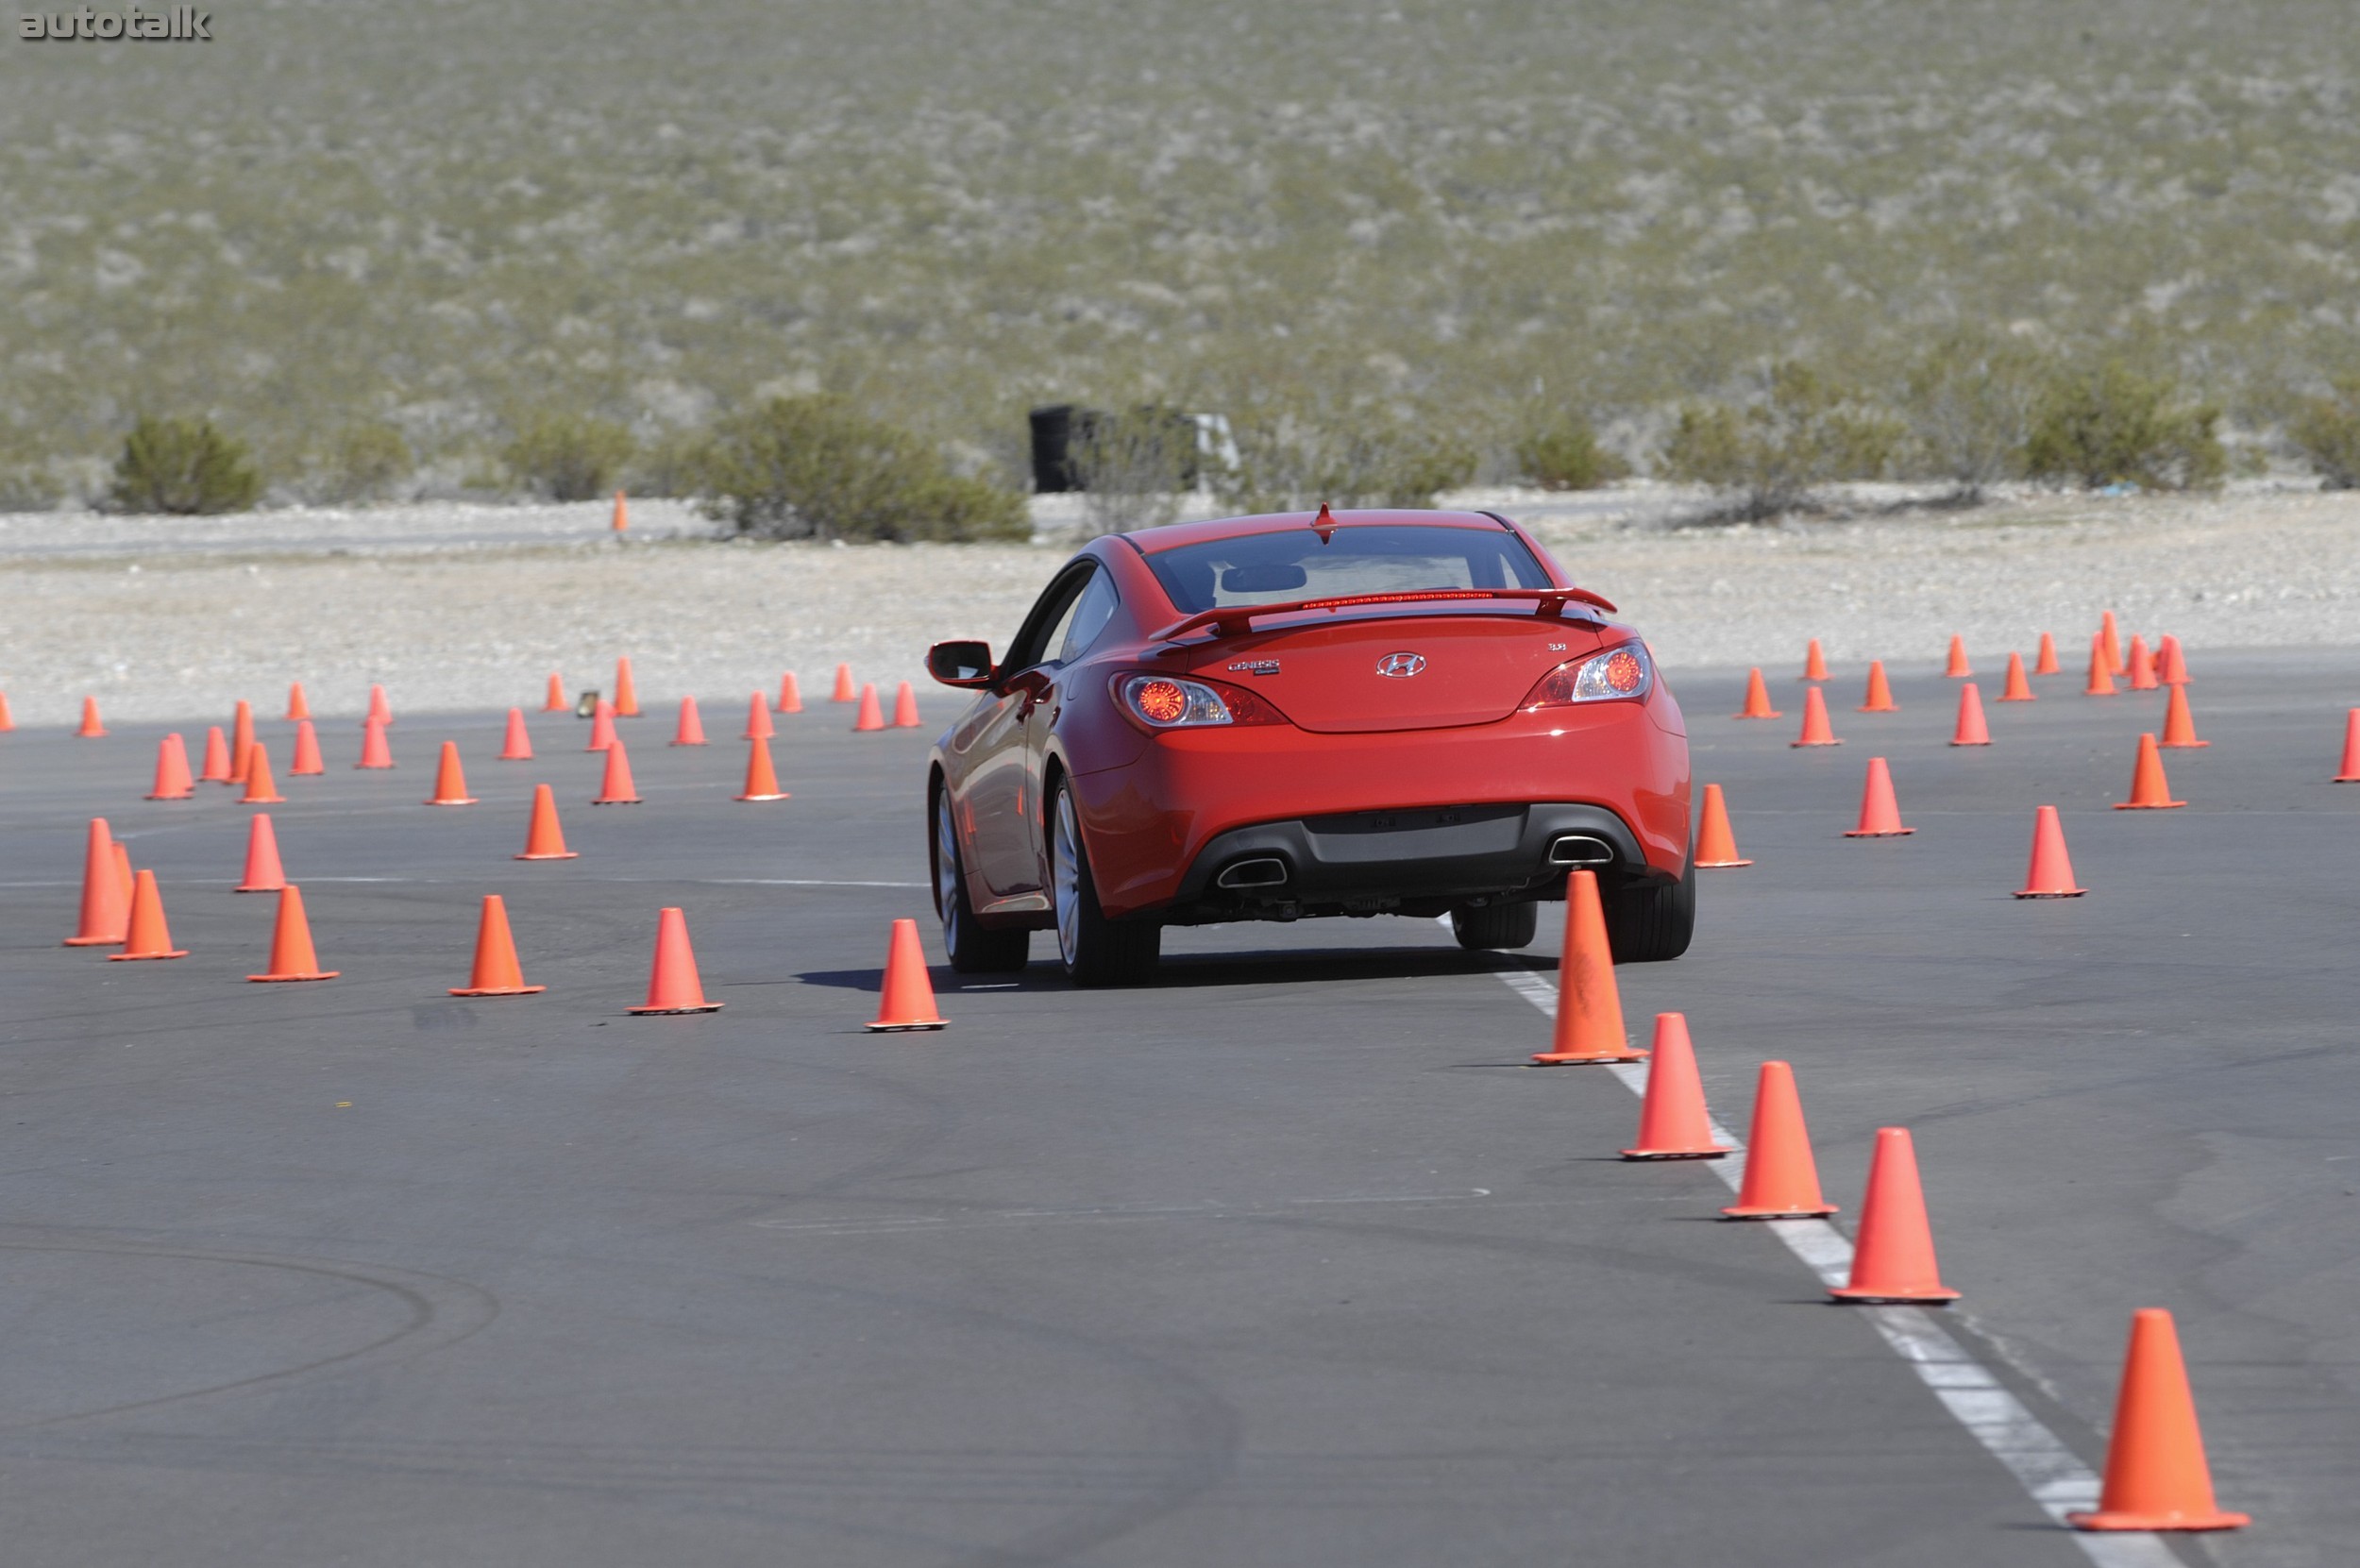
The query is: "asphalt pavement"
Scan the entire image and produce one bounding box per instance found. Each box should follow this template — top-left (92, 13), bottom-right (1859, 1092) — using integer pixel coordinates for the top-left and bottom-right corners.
top-left (0, 651), bottom-right (2351, 1567)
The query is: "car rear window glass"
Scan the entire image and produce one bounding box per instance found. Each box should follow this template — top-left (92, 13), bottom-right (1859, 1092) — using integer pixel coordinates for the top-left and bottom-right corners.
top-left (1143, 525), bottom-right (1553, 614)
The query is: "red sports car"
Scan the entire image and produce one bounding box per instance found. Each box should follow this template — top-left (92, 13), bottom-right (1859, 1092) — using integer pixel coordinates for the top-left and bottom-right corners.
top-left (925, 507), bottom-right (1693, 985)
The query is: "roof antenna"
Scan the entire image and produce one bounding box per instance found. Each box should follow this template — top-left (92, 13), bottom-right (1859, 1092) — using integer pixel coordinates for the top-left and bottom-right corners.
top-left (1311, 501), bottom-right (1338, 543)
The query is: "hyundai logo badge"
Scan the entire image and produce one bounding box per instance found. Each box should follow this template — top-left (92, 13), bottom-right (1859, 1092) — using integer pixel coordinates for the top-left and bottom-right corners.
top-left (1375, 651), bottom-right (1427, 678)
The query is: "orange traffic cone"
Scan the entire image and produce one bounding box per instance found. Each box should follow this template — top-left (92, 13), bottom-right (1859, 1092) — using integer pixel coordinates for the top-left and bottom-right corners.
top-left (241, 741), bottom-right (286, 804)
top-left (2116, 733), bottom-right (2185, 809)
top-left (290, 719), bottom-right (325, 776)
top-left (611, 489), bottom-right (629, 533)
top-left (2159, 685), bottom-right (2207, 749)
top-left (1943, 634), bottom-right (1971, 678)
top-left (831, 663), bottom-right (855, 703)
top-left (852, 683), bottom-right (886, 733)
top-left (866, 917), bottom-right (948, 1031)
top-left (237, 813), bottom-right (287, 892)
top-left (110, 869), bottom-right (188, 960)
top-left (147, 733), bottom-right (194, 800)
top-left (2335, 709), bottom-right (2360, 783)
top-left (2033, 631), bottom-right (2061, 676)
top-left (0, 691), bottom-right (11, 731)
top-left (1733, 667), bottom-right (1781, 719)
top-left (743, 692), bottom-right (774, 742)
top-left (1857, 660), bottom-right (1897, 713)
top-left (285, 681), bottom-right (311, 721)
top-left (891, 681), bottom-right (921, 728)
top-left (585, 698), bottom-right (616, 751)
top-left (1950, 682), bottom-right (1991, 746)
top-left (2085, 633), bottom-right (2118, 696)
top-left (111, 841), bottom-right (132, 912)
top-left (628, 907), bottom-right (723, 1014)
top-left (2065, 1309), bottom-right (2250, 1532)
top-left (499, 707), bottom-right (533, 760)
top-left (670, 696), bottom-right (709, 747)
top-left (76, 695), bottom-right (106, 737)
top-left (199, 725), bottom-right (233, 783)
top-left (542, 672), bottom-right (568, 713)
top-left (2127, 635), bottom-right (2158, 690)
top-left (1721, 1061), bottom-right (1837, 1219)
top-left (776, 671), bottom-right (803, 714)
top-left (247, 884), bottom-right (337, 982)
top-left (1829, 1127), bottom-right (1959, 1304)
top-left (1801, 638), bottom-right (1829, 682)
top-left (64, 818), bottom-right (129, 946)
top-left (357, 716), bottom-right (395, 769)
top-left (515, 783), bottom-right (579, 859)
top-left (2157, 634), bottom-right (2189, 686)
top-left (592, 734), bottom-right (641, 804)
top-left (1791, 685), bottom-right (1840, 748)
top-left (1998, 650), bottom-right (2035, 702)
top-left (2016, 805), bottom-right (2086, 897)
top-left (1531, 869), bottom-right (1644, 1063)
top-left (2100, 611), bottom-right (2125, 675)
top-left (613, 656), bottom-right (640, 717)
top-left (367, 683), bottom-right (393, 727)
top-left (737, 734), bottom-right (791, 801)
top-left (1694, 784), bottom-right (1751, 868)
top-left (1621, 1014), bottom-right (1731, 1160)
top-left (449, 894), bottom-right (546, 996)
top-left (230, 698), bottom-right (255, 781)
top-left (424, 740), bottom-right (477, 805)
top-left (1844, 757), bottom-right (1913, 837)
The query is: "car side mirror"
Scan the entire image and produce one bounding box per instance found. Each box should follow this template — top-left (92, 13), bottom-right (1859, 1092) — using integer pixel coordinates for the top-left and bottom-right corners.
top-left (927, 640), bottom-right (996, 689)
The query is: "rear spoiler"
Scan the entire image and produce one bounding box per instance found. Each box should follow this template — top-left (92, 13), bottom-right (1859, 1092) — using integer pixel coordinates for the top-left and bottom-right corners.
top-left (1151, 585), bottom-right (1618, 646)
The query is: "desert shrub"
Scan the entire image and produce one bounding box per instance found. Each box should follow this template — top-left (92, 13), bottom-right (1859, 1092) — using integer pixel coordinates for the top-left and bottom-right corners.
top-left (0, 464), bottom-right (63, 512)
top-left (503, 413), bottom-right (635, 502)
top-left (625, 427), bottom-right (716, 499)
top-left (108, 416), bottom-right (262, 514)
top-left (322, 422), bottom-right (413, 503)
top-left (1071, 407), bottom-right (1198, 535)
top-left (1513, 412), bottom-right (1628, 492)
top-left (1659, 363), bottom-right (1900, 519)
top-left (1903, 333), bottom-right (2048, 498)
top-left (2289, 379), bottom-right (2360, 490)
top-left (696, 395), bottom-right (1027, 541)
top-left (1212, 405), bottom-right (1475, 514)
top-left (2024, 363), bottom-right (2225, 491)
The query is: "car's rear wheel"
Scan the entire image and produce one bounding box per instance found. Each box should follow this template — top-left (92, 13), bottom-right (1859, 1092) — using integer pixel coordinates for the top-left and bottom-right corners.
top-left (1605, 857), bottom-right (1695, 963)
top-left (935, 785), bottom-right (1030, 973)
top-left (1449, 902), bottom-right (1540, 951)
top-left (1050, 777), bottom-right (1160, 986)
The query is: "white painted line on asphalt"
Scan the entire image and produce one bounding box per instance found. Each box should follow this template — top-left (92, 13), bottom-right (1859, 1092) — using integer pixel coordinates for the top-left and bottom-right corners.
top-left (1493, 965), bottom-right (2181, 1568)
top-left (754, 1189), bottom-right (1498, 1237)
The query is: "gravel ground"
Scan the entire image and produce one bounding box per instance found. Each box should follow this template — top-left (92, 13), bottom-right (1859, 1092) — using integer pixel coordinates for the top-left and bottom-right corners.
top-left (5, 486), bottom-right (2356, 727)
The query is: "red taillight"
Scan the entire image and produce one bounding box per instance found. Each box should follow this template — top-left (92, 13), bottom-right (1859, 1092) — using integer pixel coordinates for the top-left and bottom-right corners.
top-left (1133, 679), bottom-right (1189, 724)
top-left (1114, 672), bottom-right (1290, 731)
top-left (1523, 642), bottom-right (1656, 708)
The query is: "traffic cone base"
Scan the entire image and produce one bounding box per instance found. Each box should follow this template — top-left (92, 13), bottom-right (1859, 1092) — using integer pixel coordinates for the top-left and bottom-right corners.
top-left (1829, 1126), bottom-right (1960, 1305)
top-left (1857, 660), bottom-right (1897, 713)
top-left (1722, 1060), bottom-right (1838, 1219)
top-left (450, 895), bottom-right (545, 996)
top-left (1693, 783), bottom-right (1751, 868)
top-left (1532, 869), bottom-right (1644, 1063)
top-left (110, 869), bottom-right (188, 960)
top-left (867, 917), bottom-right (947, 1030)
top-left (628, 907), bottom-right (722, 1013)
top-left (1792, 686), bottom-right (1841, 747)
top-left (247, 885), bottom-right (338, 981)
top-left (1733, 667), bottom-right (1781, 719)
top-left (1620, 1013), bottom-right (1731, 1160)
top-left (2065, 1308), bottom-right (2250, 1532)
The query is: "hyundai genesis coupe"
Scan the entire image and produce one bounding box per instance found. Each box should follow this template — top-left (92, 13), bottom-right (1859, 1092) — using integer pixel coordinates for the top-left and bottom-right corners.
top-left (924, 506), bottom-right (1693, 985)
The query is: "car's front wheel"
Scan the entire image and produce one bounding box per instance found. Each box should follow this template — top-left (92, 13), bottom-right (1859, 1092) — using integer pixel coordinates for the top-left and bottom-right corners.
top-left (935, 784), bottom-right (1030, 973)
top-left (1050, 777), bottom-right (1160, 986)
top-left (1450, 902), bottom-right (1540, 951)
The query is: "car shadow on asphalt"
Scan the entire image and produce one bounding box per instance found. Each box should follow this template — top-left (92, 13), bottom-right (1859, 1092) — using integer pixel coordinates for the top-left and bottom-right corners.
top-left (796, 949), bottom-right (1543, 994)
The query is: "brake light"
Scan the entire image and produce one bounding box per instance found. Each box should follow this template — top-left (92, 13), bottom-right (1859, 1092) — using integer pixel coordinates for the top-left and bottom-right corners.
top-left (1115, 673), bottom-right (1288, 731)
top-left (1523, 642), bottom-right (1654, 708)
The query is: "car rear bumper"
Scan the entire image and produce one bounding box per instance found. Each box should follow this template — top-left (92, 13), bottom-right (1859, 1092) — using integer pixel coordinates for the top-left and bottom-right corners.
top-left (1161, 801), bottom-right (1648, 925)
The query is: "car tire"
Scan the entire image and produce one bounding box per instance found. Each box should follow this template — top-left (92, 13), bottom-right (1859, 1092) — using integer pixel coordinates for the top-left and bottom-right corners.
top-left (1605, 856), bottom-right (1695, 963)
top-left (934, 784), bottom-right (1030, 974)
top-left (1449, 902), bottom-right (1540, 951)
top-left (1050, 776), bottom-right (1160, 987)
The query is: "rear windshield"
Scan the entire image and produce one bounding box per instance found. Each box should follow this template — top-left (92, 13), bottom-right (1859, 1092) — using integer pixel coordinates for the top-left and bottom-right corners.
top-left (1144, 525), bottom-right (1553, 614)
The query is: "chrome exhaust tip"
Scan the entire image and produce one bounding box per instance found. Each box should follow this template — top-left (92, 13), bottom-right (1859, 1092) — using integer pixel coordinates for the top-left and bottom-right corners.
top-left (1216, 856), bottom-right (1290, 889)
top-left (1547, 835), bottom-right (1616, 867)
